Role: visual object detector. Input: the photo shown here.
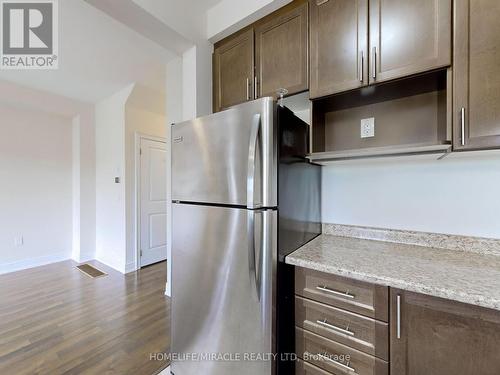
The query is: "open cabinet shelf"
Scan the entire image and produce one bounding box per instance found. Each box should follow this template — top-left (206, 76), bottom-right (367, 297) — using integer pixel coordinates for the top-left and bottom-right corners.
top-left (310, 70), bottom-right (452, 161)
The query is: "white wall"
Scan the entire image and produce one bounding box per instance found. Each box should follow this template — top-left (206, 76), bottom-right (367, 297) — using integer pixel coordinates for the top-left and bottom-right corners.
top-left (0, 80), bottom-right (96, 267)
top-left (72, 109), bottom-right (96, 262)
top-left (207, 0), bottom-right (291, 42)
top-left (95, 86), bottom-right (133, 272)
top-left (322, 152), bottom-right (500, 239)
top-left (182, 47), bottom-right (198, 119)
top-left (165, 58), bottom-right (186, 296)
top-left (125, 85), bottom-right (166, 272)
top-left (95, 84), bottom-right (167, 273)
top-left (0, 104), bottom-right (73, 274)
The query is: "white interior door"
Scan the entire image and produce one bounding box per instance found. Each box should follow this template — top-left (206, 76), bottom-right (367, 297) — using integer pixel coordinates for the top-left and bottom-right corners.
top-left (140, 138), bottom-right (167, 267)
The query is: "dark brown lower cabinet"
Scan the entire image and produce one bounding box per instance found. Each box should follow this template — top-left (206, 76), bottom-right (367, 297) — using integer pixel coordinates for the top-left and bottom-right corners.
top-left (296, 327), bottom-right (388, 375)
top-left (391, 289), bottom-right (500, 375)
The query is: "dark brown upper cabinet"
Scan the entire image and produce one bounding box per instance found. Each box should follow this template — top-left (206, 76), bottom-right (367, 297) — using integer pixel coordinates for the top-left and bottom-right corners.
top-left (390, 289), bottom-right (500, 375)
top-left (213, 1), bottom-right (309, 112)
top-left (453, 0), bottom-right (500, 150)
top-left (255, 1), bottom-right (308, 98)
top-left (309, 0), bottom-right (451, 99)
top-left (309, 0), bottom-right (368, 99)
top-left (213, 29), bottom-right (255, 113)
top-left (369, 0), bottom-right (452, 85)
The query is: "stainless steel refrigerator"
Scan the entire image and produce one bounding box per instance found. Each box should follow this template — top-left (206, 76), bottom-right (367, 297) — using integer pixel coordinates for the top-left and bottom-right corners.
top-left (171, 97), bottom-right (321, 375)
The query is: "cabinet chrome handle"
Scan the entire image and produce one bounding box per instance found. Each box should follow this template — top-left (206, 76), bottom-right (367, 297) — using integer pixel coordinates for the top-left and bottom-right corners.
top-left (316, 0), bottom-right (329, 5)
top-left (317, 319), bottom-right (355, 336)
top-left (254, 76), bottom-right (258, 99)
top-left (461, 107), bottom-right (466, 146)
top-left (315, 353), bottom-right (356, 373)
top-left (397, 294), bottom-right (401, 339)
top-left (359, 51), bottom-right (364, 83)
top-left (372, 46), bottom-right (377, 79)
top-left (316, 286), bottom-right (355, 299)
top-left (246, 78), bottom-right (250, 101)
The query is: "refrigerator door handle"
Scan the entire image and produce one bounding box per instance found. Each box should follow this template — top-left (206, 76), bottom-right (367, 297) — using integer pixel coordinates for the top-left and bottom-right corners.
top-left (247, 210), bottom-right (262, 302)
top-left (247, 113), bottom-right (261, 209)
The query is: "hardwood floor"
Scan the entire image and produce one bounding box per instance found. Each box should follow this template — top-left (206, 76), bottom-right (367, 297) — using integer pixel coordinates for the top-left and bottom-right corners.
top-left (0, 260), bottom-right (170, 375)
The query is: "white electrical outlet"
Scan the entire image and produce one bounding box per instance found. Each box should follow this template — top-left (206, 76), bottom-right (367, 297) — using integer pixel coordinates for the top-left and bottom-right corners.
top-left (361, 117), bottom-right (375, 138)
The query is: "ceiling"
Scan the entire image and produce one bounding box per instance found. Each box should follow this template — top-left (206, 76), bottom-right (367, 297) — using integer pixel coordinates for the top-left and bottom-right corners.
top-left (0, 0), bottom-right (175, 103)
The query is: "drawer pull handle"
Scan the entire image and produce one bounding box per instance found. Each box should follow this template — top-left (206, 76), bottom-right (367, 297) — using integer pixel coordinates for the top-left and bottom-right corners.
top-left (315, 353), bottom-right (356, 373)
top-left (316, 285), bottom-right (355, 299)
top-left (317, 319), bottom-right (355, 336)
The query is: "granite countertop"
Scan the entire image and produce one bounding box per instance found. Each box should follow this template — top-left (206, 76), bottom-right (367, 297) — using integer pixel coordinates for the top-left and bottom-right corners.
top-left (286, 233), bottom-right (500, 311)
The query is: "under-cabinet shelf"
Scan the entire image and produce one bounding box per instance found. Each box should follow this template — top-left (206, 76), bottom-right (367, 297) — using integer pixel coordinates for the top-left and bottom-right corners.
top-left (308, 142), bottom-right (452, 164)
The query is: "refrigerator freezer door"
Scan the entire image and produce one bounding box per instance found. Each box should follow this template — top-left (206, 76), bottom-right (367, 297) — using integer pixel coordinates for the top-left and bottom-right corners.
top-left (172, 97), bottom-right (277, 208)
top-left (172, 203), bottom-right (277, 375)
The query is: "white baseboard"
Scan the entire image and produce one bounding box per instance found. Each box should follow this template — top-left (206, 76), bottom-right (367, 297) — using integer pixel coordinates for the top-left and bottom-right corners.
top-left (124, 261), bottom-right (137, 274)
top-left (94, 256), bottom-right (138, 274)
top-left (94, 256), bottom-right (126, 274)
top-left (0, 252), bottom-right (71, 275)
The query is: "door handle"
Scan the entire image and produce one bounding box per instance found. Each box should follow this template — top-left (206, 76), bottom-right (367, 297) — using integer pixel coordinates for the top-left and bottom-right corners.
top-left (247, 114), bottom-right (261, 209)
top-left (247, 113), bottom-right (262, 302)
top-left (248, 210), bottom-right (262, 302)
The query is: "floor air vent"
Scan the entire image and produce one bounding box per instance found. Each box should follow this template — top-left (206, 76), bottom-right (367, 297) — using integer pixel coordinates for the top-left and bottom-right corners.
top-left (76, 264), bottom-right (107, 278)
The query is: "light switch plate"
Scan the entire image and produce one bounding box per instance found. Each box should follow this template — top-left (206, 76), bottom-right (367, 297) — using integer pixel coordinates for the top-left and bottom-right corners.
top-left (361, 117), bottom-right (375, 138)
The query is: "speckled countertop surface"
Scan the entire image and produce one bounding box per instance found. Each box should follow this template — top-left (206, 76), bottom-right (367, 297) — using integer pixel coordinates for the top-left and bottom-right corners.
top-left (286, 234), bottom-right (500, 311)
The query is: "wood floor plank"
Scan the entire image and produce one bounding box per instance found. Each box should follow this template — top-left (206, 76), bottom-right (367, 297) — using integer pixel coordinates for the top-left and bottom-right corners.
top-left (0, 260), bottom-right (170, 375)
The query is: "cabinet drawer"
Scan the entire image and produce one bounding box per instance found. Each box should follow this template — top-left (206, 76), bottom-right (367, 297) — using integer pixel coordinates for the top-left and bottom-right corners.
top-left (295, 268), bottom-right (389, 321)
top-left (296, 327), bottom-right (388, 375)
top-left (296, 358), bottom-right (333, 375)
top-left (295, 296), bottom-right (389, 361)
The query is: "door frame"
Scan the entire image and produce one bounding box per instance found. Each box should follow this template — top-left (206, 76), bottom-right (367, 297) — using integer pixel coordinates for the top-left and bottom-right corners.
top-left (134, 132), bottom-right (167, 271)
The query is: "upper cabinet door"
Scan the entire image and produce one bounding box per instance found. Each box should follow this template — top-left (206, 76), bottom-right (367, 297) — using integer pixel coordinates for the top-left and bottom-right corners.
top-left (255, 2), bottom-right (309, 99)
top-left (369, 0), bottom-right (451, 84)
top-left (213, 29), bottom-right (254, 112)
top-left (454, 0), bottom-right (500, 150)
top-left (309, 0), bottom-right (368, 99)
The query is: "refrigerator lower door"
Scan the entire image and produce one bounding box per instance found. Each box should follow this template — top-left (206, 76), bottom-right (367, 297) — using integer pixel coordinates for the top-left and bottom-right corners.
top-left (172, 203), bottom-right (277, 375)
